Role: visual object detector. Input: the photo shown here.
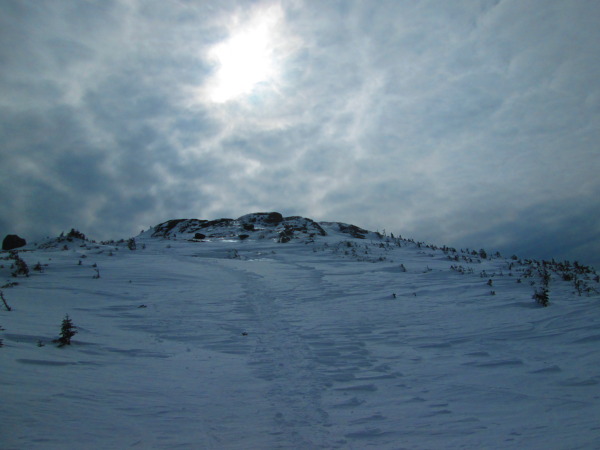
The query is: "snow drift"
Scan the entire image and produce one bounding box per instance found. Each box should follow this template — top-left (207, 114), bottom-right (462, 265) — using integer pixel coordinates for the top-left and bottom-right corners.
top-left (1, 213), bottom-right (599, 449)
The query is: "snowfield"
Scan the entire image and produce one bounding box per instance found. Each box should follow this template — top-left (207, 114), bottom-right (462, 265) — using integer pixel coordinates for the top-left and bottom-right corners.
top-left (1, 215), bottom-right (600, 449)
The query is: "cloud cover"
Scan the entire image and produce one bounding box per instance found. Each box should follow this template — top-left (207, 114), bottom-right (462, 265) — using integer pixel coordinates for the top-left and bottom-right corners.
top-left (1, 0), bottom-right (599, 265)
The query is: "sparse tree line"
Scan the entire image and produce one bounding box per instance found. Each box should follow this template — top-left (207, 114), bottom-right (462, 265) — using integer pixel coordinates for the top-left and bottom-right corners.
top-left (1, 225), bottom-right (599, 354)
top-left (304, 229), bottom-right (599, 307)
top-left (371, 232), bottom-right (599, 307)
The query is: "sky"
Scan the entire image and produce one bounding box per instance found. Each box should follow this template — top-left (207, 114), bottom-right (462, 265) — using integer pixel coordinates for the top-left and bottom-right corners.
top-left (1, 0), bottom-right (599, 266)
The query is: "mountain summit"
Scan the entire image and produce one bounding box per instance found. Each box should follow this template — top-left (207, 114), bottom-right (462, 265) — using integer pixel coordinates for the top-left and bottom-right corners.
top-left (147, 211), bottom-right (375, 242)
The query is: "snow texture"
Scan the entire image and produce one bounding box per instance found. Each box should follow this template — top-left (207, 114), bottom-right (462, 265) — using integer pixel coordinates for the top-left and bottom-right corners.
top-left (1, 214), bottom-right (600, 449)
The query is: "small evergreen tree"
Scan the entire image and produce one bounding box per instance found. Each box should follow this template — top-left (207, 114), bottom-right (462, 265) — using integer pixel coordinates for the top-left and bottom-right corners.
top-left (55, 314), bottom-right (77, 347)
top-left (533, 287), bottom-right (550, 307)
top-left (127, 238), bottom-right (137, 250)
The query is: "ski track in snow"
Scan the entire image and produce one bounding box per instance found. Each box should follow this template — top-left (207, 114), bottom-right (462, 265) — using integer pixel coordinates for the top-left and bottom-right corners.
top-left (1, 229), bottom-right (600, 449)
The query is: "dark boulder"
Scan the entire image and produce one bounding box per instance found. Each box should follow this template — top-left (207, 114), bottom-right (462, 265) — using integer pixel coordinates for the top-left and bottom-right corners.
top-left (3, 234), bottom-right (26, 250)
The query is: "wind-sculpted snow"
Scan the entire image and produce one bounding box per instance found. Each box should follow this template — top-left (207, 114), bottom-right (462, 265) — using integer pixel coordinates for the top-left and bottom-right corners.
top-left (1, 218), bottom-right (600, 449)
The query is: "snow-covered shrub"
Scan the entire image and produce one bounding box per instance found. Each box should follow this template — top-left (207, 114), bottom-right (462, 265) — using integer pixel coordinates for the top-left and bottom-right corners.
top-left (539, 268), bottom-right (551, 286)
top-left (533, 288), bottom-right (549, 307)
top-left (574, 279), bottom-right (584, 296)
top-left (9, 252), bottom-right (29, 277)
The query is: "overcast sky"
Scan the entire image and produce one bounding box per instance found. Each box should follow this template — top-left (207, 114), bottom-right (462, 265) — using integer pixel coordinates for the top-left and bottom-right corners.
top-left (1, 0), bottom-right (599, 266)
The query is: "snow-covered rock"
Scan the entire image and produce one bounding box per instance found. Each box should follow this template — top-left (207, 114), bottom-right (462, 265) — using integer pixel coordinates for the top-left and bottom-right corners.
top-left (149, 212), bottom-right (328, 242)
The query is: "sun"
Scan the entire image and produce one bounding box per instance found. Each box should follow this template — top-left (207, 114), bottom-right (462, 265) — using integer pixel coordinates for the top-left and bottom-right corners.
top-left (205, 5), bottom-right (284, 103)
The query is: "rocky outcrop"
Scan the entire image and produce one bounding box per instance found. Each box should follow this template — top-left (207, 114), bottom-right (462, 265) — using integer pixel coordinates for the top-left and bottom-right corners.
top-left (152, 219), bottom-right (208, 237)
top-left (2, 234), bottom-right (26, 250)
top-left (199, 218), bottom-right (235, 229)
top-left (238, 212), bottom-right (283, 226)
top-left (338, 223), bottom-right (369, 239)
top-left (278, 226), bottom-right (294, 243)
top-left (148, 212), bottom-right (381, 244)
top-left (323, 223), bottom-right (369, 239)
top-left (283, 216), bottom-right (327, 237)
top-left (152, 219), bottom-right (189, 237)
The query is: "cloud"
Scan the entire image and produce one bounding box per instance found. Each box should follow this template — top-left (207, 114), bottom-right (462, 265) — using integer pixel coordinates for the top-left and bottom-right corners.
top-left (0, 0), bottom-right (598, 267)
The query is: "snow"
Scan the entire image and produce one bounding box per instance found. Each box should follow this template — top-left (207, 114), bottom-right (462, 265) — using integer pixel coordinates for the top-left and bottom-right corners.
top-left (1, 219), bottom-right (600, 449)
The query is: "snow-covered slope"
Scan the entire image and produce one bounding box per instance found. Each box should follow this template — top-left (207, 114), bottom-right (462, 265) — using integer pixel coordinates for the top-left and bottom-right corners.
top-left (1, 213), bottom-right (600, 449)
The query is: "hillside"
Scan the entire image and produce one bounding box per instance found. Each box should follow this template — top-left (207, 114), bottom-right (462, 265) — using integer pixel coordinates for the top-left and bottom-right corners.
top-left (1, 213), bottom-right (600, 449)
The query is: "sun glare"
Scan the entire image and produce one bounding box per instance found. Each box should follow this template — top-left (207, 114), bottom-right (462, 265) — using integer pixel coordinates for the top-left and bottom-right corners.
top-left (206, 5), bottom-right (284, 103)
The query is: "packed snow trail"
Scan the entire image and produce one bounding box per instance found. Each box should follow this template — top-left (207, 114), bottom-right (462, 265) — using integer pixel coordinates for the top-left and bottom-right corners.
top-left (1, 229), bottom-right (600, 449)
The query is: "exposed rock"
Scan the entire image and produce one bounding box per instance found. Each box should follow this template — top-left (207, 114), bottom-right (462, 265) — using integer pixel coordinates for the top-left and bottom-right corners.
top-left (336, 223), bottom-right (369, 239)
top-left (199, 218), bottom-right (235, 229)
top-left (152, 219), bottom-right (209, 237)
top-left (152, 219), bottom-right (188, 237)
top-left (238, 212), bottom-right (283, 225)
top-left (3, 234), bottom-right (26, 251)
top-left (148, 213), bottom-right (374, 244)
top-left (284, 216), bottom-right (328, 236)
top-left (264, 212), bottom-right (283, 224)
top-left (66, 229), bottom-right (86, 241)
top-left (278, 227), bottom-right (294, 243)
top-left (177, 219), bottom-right (208, 234)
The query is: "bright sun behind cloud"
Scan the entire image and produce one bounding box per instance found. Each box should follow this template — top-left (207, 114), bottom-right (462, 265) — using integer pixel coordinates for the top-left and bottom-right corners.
top-left (205, 5), bottom-right (285, 104)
